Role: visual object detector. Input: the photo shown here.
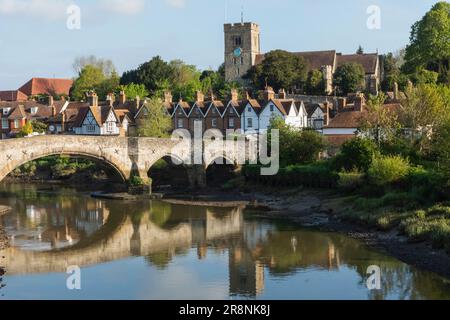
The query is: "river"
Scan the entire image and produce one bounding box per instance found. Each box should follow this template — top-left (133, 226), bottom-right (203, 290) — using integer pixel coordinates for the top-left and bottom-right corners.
top-left (0, 183), bottom-right (449, 300)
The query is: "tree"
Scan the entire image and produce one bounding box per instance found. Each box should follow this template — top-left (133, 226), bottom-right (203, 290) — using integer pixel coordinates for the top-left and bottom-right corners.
top-left (400, 84), bottom-right (447, 154)
top-left (119, 83), bottom-right (149, 99)
top-left (245, 50), bottom-right (307, 91)
top-left (403, 2), bottom-right (450, 83)
top-left (333, 63), bottom-right (365, 95)
top-left (17, 122), bottom-right (33, 137)
top-left (73, 55), bottom-right (116, 77)
top-left (268, 117), bottom-right (326, 166)
top-left (121, 56), bottom-right (174, 94)
top-left (137, 97), bottom-right (172, 138)
top-left (334, 138), bottom-right (379, 172)
top-left (357, 45), bottom-right (364, 54)
top-left (305, 70), bottom-right (325, 95)
top-left (70, 65), bottom-right (105, 101)
top-left (360, 93), bottom-right (400, 145)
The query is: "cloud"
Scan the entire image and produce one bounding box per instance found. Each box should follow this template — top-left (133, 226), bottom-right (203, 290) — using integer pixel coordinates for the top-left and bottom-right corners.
top-left (0, 0), bottom-right (71, 20)
top-left (165, 0), bottom-right (186, 9)
top-left (99, 0), bottom-right (145, 15)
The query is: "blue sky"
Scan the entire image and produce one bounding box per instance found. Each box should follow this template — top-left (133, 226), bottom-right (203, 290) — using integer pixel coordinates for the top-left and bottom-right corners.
top-left (0, 0), bottom-right (443, 89)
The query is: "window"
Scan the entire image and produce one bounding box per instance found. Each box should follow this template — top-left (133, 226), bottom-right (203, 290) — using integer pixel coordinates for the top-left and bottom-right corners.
top-left (212, 119), bottom-right (218, 128)
top-left (87, 125), bottom-right (96, 132)
top-left (248, 107), bottom-right (252, 113)
top-left (14, 120), bottom-right (19, 129)
top-left (1, 119), bottom-right (8, 129)
top-left (241, 57), bottom-right (244, 64)
top-left (177, 119), bottom-right (184, 128)
top-left (107, 122), bottom-right (114, 132)
top-left (230, 108), bottom-right (234, 114)
top-left (233, 58), bottom-right (237, 65)
top-left (234, 36), bottom-right (242, 46)
top-left (247, 118), bottom-right (253, 128)
top-left (270, 105), bottom-right (274, 112)
top-left (229, 118), bottom-right (235, 128)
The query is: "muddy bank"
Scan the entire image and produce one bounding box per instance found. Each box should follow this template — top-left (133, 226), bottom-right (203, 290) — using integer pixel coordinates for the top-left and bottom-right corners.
top-left (249, 189), bottom-right (450, 280)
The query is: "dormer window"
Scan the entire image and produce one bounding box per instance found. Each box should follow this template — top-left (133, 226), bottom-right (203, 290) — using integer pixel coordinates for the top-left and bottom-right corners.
top-left (2, 108), bottom-right (11, 116)
top-left (30, 107), bottom-right (38, 115)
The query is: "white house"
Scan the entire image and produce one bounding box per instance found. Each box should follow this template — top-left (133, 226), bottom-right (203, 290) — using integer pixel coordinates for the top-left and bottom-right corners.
top-left (240, 100), bottom-right (261, 134)
top-left (73, 105), bottom-right (120, 136)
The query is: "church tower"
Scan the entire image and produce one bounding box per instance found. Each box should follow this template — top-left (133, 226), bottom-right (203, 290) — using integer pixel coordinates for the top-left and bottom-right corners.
top-left (224, 22), bottom-right (261, 83)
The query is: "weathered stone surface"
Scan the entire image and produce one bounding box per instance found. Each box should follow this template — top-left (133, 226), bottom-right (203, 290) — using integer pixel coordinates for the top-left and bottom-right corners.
top-left (0, 136), bottom-right (247, 185)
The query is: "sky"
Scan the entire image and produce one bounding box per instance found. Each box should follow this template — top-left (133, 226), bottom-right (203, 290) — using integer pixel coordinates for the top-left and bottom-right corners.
top-left (0, 0), bottom-right (444, 89)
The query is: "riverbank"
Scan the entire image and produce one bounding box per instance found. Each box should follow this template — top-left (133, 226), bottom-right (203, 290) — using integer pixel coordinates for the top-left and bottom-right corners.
top-left (0, 206), bottom-right (10, 252)
top-left (163, 187), bottom-right (450, 279)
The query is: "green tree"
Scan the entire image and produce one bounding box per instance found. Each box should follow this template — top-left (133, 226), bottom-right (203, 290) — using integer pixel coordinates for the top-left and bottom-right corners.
top-left (119, 83), bottom-right (149, 99)
top-left (268, 118), bottom-right (326, 166)
top-left (333, 63), bottom-right (365, 95)
top-left (245, 50), bottom-right (307, 91)
top-left (18, 122), bottom-right (33, 137)
top-left (305, 70), bottom-right (325, 95)
top-left (403, 2), bottom-right (450, 83)
top-left (334, 138), bottom-right (379, 172)
top-left (71, 65), bottom-right (105, 101)
top-left (73, 55), bottom-right (116, 77)
top-left (137, 97), bottom-right (172, 138)
top-left (357, 45), bottom-right (364, 54)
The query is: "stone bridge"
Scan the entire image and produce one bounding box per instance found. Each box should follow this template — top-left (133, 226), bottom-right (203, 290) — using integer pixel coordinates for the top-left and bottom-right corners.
top-left (0, 136), bottom-right (248, 187)
top-left (0, 207), bottom-right (244, 275)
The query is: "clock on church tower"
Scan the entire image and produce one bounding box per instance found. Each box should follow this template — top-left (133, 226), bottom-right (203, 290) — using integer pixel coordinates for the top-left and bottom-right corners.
top-left (224, 22), bottom-right (261, 83)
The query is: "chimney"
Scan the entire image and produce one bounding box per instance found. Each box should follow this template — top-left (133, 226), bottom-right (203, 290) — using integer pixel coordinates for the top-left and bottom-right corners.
top-left (119, 91), bottom-right (126, 105)
top-left (263, 86), bottom-right (275, 101)
top-left (209, 91), bottom-right (215, 101)
top-left (337, 97), bottom-right (347, 113)
top-left (48, 95), bottom-right (54, 107)
top-left (231, 89), bottom-right (238, 102)
top-left (88, 92), bottom-right (98, 107)
top-left (393, 82), bottom-right (399, 101)
top-left (164, 91), bottom-right (173, 104)
top-left (278, 89), bottom-right (286, 99)
top-left (196, 91), bottom-right (204, 102)
top-left (134, 96), bottom-right (140, 113)
top-left (106, 93), bottom-right (115, 107)
top-left (324, 102), bottom-right (330, 126)
top-left (354, 94), bottom-right (365, 112)
top-left (244, 91), bottom-right (251, 101)
top-left (61, 111), bottom-right (66, 133)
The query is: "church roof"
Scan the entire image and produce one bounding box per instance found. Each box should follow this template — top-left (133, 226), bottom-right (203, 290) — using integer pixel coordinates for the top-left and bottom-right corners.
top-left (336, 53), bottom-right (379, 74)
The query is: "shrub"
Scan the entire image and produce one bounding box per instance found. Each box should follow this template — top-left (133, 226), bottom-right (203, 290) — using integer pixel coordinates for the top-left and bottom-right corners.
top-left (368, 155), bottom-right (410, 186)
top-left (338, 169), bottom-right (364, 190)
top-left (129, 175), bottom-right (146, 186)
top-left (333, 138), bottom-right (379, 172)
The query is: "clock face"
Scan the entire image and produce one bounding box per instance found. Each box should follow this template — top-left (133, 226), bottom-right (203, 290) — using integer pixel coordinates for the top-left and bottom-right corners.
top-left (233, 47), bottom-right (242, 58)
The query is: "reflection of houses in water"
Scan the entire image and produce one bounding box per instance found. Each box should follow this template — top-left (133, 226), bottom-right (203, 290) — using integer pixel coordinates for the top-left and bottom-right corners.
top-left (229, 247), bottom-right (265, 297)
top-left (5, 199), bottom-right (110, 251)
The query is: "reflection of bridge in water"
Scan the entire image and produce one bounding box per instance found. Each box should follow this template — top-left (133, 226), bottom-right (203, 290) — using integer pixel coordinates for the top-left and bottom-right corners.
top-left (0, 204), bottom-right (245, 276)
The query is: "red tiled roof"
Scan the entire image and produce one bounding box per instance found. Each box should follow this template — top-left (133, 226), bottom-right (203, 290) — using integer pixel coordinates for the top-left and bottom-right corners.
top-left (18, 78), bottom-right (73, 96)
top-left (256, 50), bottom-right (337, 71)
top-left (0, 90), bottom-right (28, 102)
top-left (336, 53), bottom-right (379, 74)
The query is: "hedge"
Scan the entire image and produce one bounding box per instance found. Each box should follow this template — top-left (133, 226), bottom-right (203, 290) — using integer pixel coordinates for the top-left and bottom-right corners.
top-left (242, 164), bottom-right (339, 189)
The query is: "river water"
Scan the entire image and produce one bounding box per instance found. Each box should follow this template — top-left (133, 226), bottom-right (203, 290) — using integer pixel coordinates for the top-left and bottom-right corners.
top-left (0, 183), bottom-right (449, 300)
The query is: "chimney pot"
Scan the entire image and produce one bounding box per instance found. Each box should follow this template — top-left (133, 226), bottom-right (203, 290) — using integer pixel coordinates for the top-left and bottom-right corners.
top-left (164, 91), bottom-right (173, 104)
top-left (196, 91), bottom-right (204, 102)
top-left (263, 86), bottom-right (275, 101)
top-left (231, 89), bottom-right (238, 102)
top-left (119, 91), bottom-right (126, 104)
top-left (337, 97), bottom-right (347, 112)
top-left (278, 89), bottom-right (286, 99)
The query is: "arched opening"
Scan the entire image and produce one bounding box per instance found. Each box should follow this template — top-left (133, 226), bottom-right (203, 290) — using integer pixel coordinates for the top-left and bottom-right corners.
top-left (206, 157), bottom-right (238, 188)
top-left (4, 154), bottom-right (126, 192)
top-left (148, 156), bottom-right (190, 192)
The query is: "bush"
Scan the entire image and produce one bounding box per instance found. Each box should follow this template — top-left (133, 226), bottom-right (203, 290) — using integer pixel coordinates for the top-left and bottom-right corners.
top-left (242, 163), bottom-right (339, 189)
top-left (338, 170), bottom-right (364, 190)
top-left (368, 155), bottom-right (410, 186)
top-left (333, 138), bottom-right (379, 172)
top-left (129, 175), bottom-right (147, 186)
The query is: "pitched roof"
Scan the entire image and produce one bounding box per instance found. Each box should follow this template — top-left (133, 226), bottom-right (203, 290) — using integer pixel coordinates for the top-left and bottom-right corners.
top-left (8, 105), bottom-right (27, 120)
top-left (115, 109), bottom-right (133, 124)
top-left (18, 78), bottom-right (73, 96)
top-left (0, 90), bottom-right (28, 102)
top-left (336, 53), bottom-right (379, 74)
top-left (255, 50), bottom-right (337, 71)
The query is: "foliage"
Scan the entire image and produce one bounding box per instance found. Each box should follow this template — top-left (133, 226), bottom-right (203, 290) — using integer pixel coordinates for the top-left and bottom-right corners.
top-left (245, 50), bottom-right (308, 91)
top-left (410, 68), bottom-right (439, 85)
top-left (403, 2), bottom-right (450, 83)
top-left (31, 121), bottom-right (47, 134)
top-left (338, 169), bottom-right (364, 190)
top-left (305, 70), bottom-right (325, 95)
top-left (356, 45), bottom-right (364, 55)
top-left (243, 163), bottom-right (339, 189)
top-left (129, 175), bottom-right (146, 186)
top-left (333, 62), bottom-right (365, 95)
top-left (73, 55), bottom-right (116, 77)
top-left (333, 137), bottom-right (379, 172)
top-left (368, 155), bottom-right (411, 186)
top-left (17, 122), bottom-right (33, 137)
top-left (70, 65), bottom-right (119, 101)
top-left (268, 117), bottom-right (326, 166)
top-left (137, 97), bottom-right (173, 138)
top-left (119, 83), bottom-right (149, 99)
